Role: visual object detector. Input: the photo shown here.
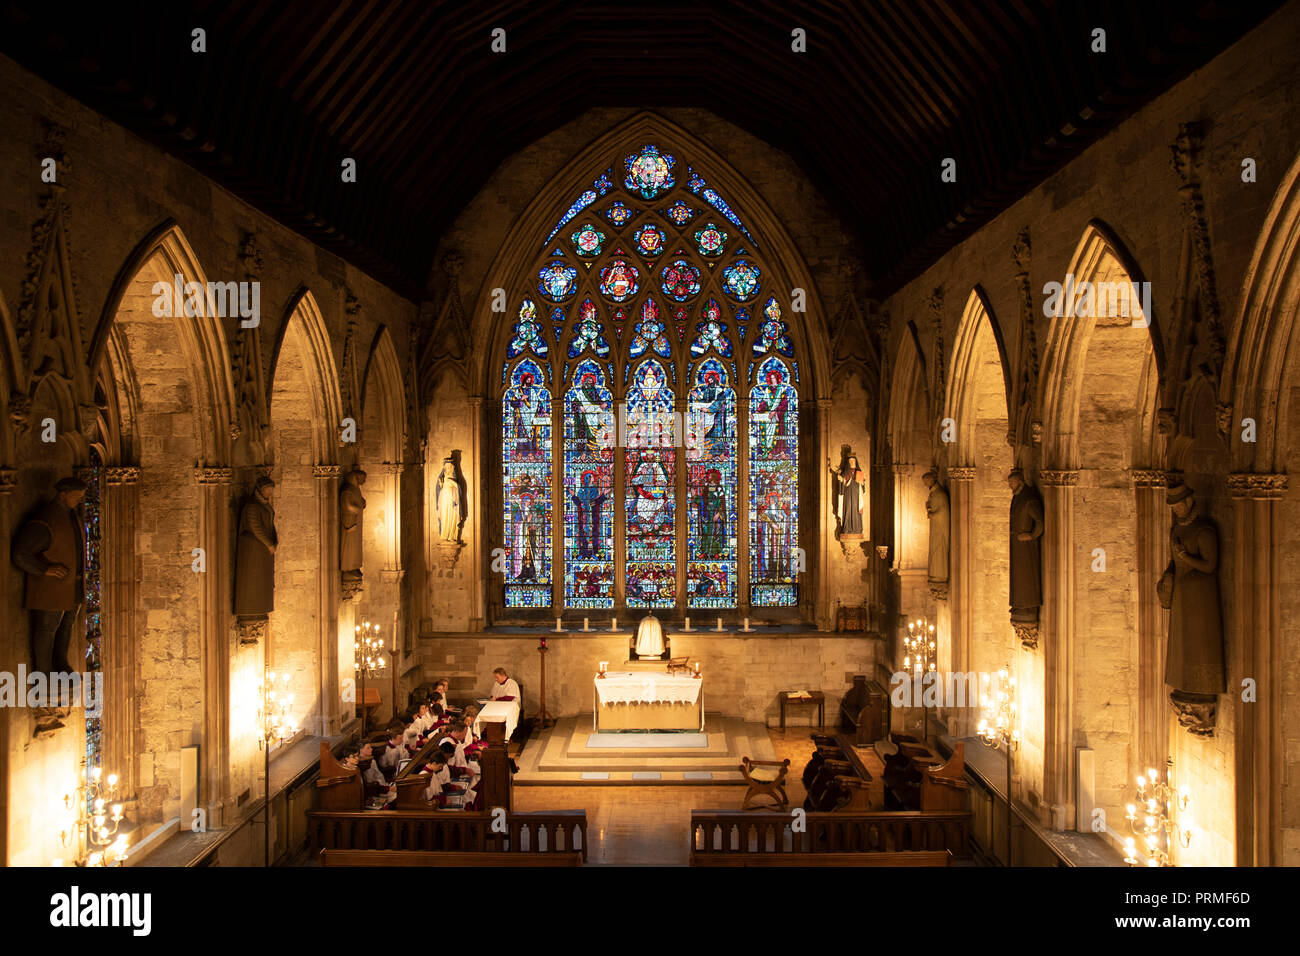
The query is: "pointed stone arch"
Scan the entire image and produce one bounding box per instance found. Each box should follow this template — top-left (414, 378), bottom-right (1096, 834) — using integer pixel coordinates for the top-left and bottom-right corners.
top-left (944, 287), bottom-right (1012, 468)
top-left (271, 288), bottom-right (344, 465)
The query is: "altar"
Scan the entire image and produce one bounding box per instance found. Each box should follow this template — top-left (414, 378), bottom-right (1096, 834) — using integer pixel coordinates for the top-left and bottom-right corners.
top-left (593, 670), bottom-right (704, 732)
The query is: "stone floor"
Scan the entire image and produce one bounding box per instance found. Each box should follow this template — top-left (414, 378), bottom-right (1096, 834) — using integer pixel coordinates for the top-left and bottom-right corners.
top-left (512, 727), bottom-right (818, 865)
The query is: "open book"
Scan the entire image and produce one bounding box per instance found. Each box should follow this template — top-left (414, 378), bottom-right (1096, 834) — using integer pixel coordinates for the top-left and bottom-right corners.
top-left (787, 690), bottom-right (813, 700)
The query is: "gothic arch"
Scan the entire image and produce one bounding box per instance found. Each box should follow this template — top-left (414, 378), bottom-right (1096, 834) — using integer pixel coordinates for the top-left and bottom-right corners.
top-left (272, 288), bottom-right (344, 465)
top-left (360, 326), bottom-right (407, 464)
top-left (944, 287), bottom-right (1011, 468)
top-left (475, 111), bottom-right (833, 402)
top-left (1039, 221), bottom-right (1162, 471)
top-left (91, 221), bottom-right (235, 466)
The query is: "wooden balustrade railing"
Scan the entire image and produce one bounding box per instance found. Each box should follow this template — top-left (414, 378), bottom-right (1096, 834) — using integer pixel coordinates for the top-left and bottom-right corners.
top-left (690, 810), bottom-right (970, 859)
top-left (308, 810), bottom-right (588, 861)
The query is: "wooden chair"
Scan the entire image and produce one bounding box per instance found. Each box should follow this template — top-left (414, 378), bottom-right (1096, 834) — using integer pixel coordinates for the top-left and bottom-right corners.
top-left (740, 757), bottom-right (791, 811)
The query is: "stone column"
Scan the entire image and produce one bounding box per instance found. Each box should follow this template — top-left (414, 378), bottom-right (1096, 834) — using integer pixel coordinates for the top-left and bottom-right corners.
top-left (1133, 469), bottom-right (1169, 787)
top-left (1228, 472), bottom-right (1287, 866)
top-left (1039, 468), bottom-right (1078, 831)
top-left (313, 464), bottom-right (343, 736)
top-left (815, 398), bottom-right (832, 630)
top-left (102, 466), bottom-right (141, 796)
top-left (468, 396), bottom-right (486, 630)
top-left (946, 466), bottom-right (975, 736)
top-left (195, 466), bottom-right (234, 824)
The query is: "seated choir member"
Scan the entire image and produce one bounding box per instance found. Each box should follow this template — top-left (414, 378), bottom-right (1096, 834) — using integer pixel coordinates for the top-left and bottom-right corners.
top-left (379, 729), bottom-right (405, 778)
top-left (358, 743), bottom-right (395, 804)
top-left (461, 704), bottom-right (479, 745)
top-left (433, 678), bottom-right (461, 716)
top-left (489, 667), bottom-right (520, 702)
top-left (422, 752), bottom-right (450, 803)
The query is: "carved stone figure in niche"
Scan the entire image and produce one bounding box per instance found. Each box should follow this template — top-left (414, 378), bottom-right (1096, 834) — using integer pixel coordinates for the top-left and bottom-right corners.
top-left (922, 468), bottom-right (950, 599)
top-left (11, 476), bottom-right (87, 735)
top-left (235, 477), bottom-right (277, 637)
top-left (1157, 482), bottom-right (1225, 737)
top-left (436, 458), bottom-right (462, 543)
top-left (1007, 469), bottom-right (1044, 648)
top-left (828, 454), bottom-right (868, 538)
top-left (340, 469), bottom-right (367, 573)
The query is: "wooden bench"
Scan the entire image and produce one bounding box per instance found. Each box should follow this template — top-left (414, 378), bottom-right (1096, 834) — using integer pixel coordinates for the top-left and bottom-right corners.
top-left (321, 849), bottom-right (582, 867)
top-left (692, 850), bottom-right (951, 867)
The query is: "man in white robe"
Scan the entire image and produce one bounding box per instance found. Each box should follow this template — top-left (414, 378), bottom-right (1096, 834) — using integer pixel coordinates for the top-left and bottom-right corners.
top-left (489, 668), bottom-right (520, 701)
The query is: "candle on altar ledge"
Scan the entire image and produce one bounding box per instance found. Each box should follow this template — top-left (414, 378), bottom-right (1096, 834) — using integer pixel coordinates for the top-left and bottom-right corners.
top-left (684, 616), bottom-right (691, 631)
top-left (611, 617), bottom-right (617, 631)
top-left (716, 618), bottom-right (724, 631)
top-left (556, 617), bottom-right (563, 632)
top-left (743, 617), bottom-right (750, 630)
top-left (583, 617), bottom-right (589, 631)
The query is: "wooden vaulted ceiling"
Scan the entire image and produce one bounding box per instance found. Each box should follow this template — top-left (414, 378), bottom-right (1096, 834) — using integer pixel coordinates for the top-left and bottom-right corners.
top-left (1, 0), bottom-right (1283, 301)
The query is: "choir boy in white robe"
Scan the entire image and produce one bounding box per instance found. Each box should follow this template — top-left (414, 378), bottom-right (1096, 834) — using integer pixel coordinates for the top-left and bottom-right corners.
top-left (489, 667), bottom-right (520, 701)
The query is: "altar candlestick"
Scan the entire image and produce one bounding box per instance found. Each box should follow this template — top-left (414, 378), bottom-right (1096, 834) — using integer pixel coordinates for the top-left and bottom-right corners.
top-left (743, 617), bottom-right (751, 631)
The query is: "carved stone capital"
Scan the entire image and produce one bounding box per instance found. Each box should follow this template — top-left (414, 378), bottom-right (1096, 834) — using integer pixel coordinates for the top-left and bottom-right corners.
top-left (341, 573), bottom-right (365, 602)
top-left (312, 464), bottom-right (344, 480)
top-left (1039, 469), bottom-right (1079, 486)
top-left (1133, 469), bottom-right (1167, 488)
top-left (195, 466), bottom-right (234, 485)
top-left (106, 466), bottom-right (142, 485)
top-left (1170, 690), bottom-right (1217, 738)
top-left (0, 467), bottom-right (17, 494)
top-left (437, 541), bottom-right (465, 570)
top-left (816, 398), bottom-right (832, 410)
top-left (1228, 472), bottom-right (1289, 500)
top-left (928, 581), bottom-right (949, 602)
top-left (378, 461), bottom-right (403, 475)
top-left (236, 617), bottom-right (266, 646)
top-left (947, 466), bottom-right (976, 482)
top-left (1012, 620), bottom-right (1039, 650)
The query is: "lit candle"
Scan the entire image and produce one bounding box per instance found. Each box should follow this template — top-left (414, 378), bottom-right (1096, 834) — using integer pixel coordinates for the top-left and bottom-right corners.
top-left (694, 662), bottom-right (700, 673)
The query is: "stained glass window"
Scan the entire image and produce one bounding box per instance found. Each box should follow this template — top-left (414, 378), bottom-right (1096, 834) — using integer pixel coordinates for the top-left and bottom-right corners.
top-left (686, 360), bottom-right (736, 607)
top-left (749, 356), bottom-right (799, 606)
top-left (625, 360), bottom-right (676, 608)
top-left (502, 359), bottom-right (552, 607)
top-left (507, 299), bottom-right (548, 357)
top-left (503, 142), bottom-right (805, 616)
top-left (564, 359), bottom-right (615, 608)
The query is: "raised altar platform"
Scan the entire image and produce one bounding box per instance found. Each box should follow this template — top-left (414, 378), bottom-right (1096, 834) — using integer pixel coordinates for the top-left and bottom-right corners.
top-left (513, 715), bottom-right (777, 786)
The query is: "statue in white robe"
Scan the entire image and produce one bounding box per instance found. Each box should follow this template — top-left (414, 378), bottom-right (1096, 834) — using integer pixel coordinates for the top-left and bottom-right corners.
top-left (436, 459), bottom-right (462, 543)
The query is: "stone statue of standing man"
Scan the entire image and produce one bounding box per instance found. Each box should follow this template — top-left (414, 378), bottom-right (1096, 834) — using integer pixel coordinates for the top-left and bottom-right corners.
top-left (1158, 482), bottom-right (1225, 736)
top-left (1007, 468), bottom-right (1044, 648)
top-left (340, 469), bottom-right (367, 597)
top-left (828, 454), bottom-right (868, 538)
top-left (235, 476), bottom-right (277, 642)
top-left (922, 468), bottom-right (950, 600)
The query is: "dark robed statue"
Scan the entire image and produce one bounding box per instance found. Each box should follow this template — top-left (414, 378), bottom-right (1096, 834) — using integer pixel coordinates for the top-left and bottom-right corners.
top-left (828, 454), bottom-right (868, 538)
top-left (340, 469), bottom-right (367, 575)
top-left (235, 476), bottom-right (277, 619)
top-left (922, 467), bottom-right (950, 597)
top-left (1157, 482), bottom-right (1225, 736)
top-left (1007, 469), bottom-right (1044, 647)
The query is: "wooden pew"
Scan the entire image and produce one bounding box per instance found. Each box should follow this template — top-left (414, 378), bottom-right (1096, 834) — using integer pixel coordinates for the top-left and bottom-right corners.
top-left (321, 849), bottom-right (582, 867)
top-left (316, 742), bottom-right (362, 811)
top-left (920, 741), bottom-right (969, 812)
top-left (692, 850), bottom-right (951, 867)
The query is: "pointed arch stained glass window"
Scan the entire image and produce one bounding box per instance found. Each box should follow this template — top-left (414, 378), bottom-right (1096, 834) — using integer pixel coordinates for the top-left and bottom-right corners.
top-left (625, 360), bottom-right (676, 608)
top-left (749, 356), bottom-right (798, 606)
top-left (502, 359), bottom-right (552, 607)
top-left (686, 359), bottom-right (737, 607)
top-left (564, 359), bottom-right (615, 608)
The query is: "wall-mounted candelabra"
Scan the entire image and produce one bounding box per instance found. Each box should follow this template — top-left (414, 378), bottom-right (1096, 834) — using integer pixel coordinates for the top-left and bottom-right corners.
top-left (1124, 757), bottom-right (1192, 867)
top-left (903, 617), bottom-right (936, 740)
top-left (354, 620), bottom-right (386, 737)
top-left (61, 764), bottom-right (127, 866)
top-left (977, 665), bottom-right (1019, 865)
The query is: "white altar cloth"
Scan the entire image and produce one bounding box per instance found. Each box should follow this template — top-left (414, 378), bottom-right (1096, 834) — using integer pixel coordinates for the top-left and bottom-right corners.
top-left (634, 614), bottom-right (665, 657)
top-left (594, 671), bottom-right (702, 706)
top-left (474, 698), bottom-right (519, 741)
